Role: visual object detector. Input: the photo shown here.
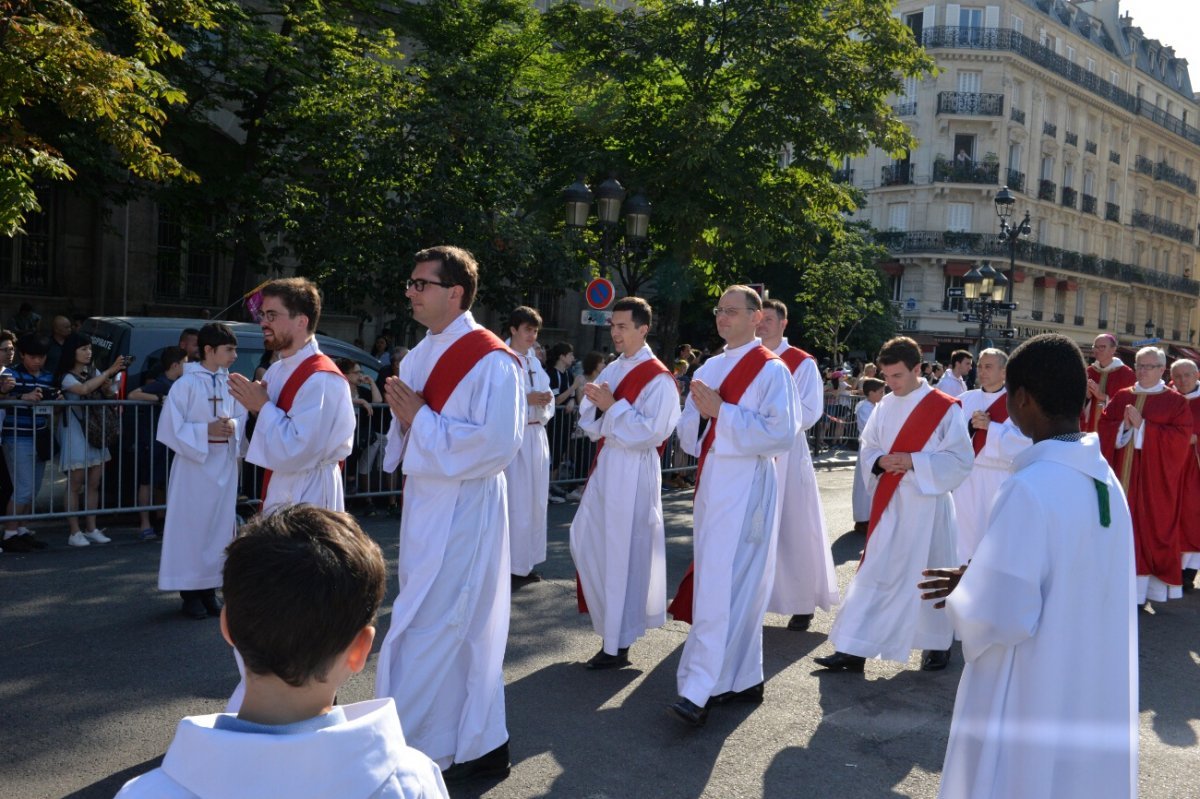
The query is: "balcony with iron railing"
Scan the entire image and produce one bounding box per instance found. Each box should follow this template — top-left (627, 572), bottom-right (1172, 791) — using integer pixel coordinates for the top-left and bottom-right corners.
top-left (1109, 150), bottom-right (1121, 165)
top-left (833, 168), bottom-right (855, 183)
top-left (1031, 310), bottom-right (1044, 321)
top-left (1043, 121), bottom-right (1057, 138)
top-left (1157, 327), bottom-right (1166, 338)
top-left (1006, 169), bottom-right (1025, 193)
top-left (881, 164), bottom-right (915, 186)
top-left (1081, 194), bottom-right (1097, 214)
top-left (1098, 319), bottom-right (1109, 329)
top-left (1134, 155), bottom-right (1155, 176)
top-left (1125, 322), bottom-right (1136, 334)
top-left (1010, 107), bottom-right (1026, 124)
top-left (892, 101), bottom-right (917, 117)
top-left (936, 91), bottom-right (1004, 116)
top-left (1061, 186), bottom-right (1077, 209)
top-left (1154, 161), bottom-right (1198, 194)
top-left (1053, 312), bottom-right (1065, 323)
top-left (933, 158), bottom-right (1000, 185)
top-left (1075, 315), bottom-right (1086, 326)
top-left (1085, 140), bottom-right (1097, 154)
top-left (1038, 179), bottom-right (1057, 201)
top-left (1065, 131), bottom-right (1078, 146)
top-left (872, 230), bottom-right (1200, 295)
top-left (1105, 202), bottom-right (1120, 222)
top-left (1131, 210), bottom-right (1196, 243)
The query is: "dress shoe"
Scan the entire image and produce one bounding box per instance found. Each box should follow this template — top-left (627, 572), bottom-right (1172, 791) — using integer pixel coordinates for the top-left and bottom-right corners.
top-left (1182, 568), bottom-right (1197, 593)
top-left (921, 648), bottom-right (952, 671)
top-left (441, 740), bottom-right (511, 782)
top-left (708, 682), bottom-right (764, 706)
top-left (511, 571), bottom-right (543, 589)
top-left (814, 651), bottom-right (866, 672)
top-left (180, 592), bottom-right (207, 620)
top-left (199, 589), bottom-right (223, 616)
top-left (585, 647), bottom-right (629, 670)
top-left (787, 614), bottom-right (813, 631)
top-left (667, 697), bottom-right (708, 727)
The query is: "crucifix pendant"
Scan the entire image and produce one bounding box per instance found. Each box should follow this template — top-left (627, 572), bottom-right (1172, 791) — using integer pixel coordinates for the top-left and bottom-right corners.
top-left (209, 393), bottom-right (222, 417)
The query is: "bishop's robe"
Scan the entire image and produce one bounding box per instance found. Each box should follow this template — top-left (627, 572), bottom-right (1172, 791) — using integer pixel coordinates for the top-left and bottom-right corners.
top-left (830, 380), bottom-right (973, 662)
top-left (939, 436), bottom-right (1137, 799)
top-left (374, 311), bottom-right (525, 769)
top-left (673, 338), bottom-right (799, 707)
top-left (1172, 385), bottom-right (1200, 570)
top-left (569, 345), bottom-right (681, 655)
top-left (952, 387), bottom-right (1031, 562)
top-left (1099, 382), bottom-right (1191, 603)
top-left (766, 339), bottom-right (838, 617)
top-left (245, 339), bottom-right (356, 513)
top-left (156, 363), bottom-right (248, 591)
top-left (505, 346), bottom-right (554, 577)
top-left (1082, 359), bottom-right (1135, 433)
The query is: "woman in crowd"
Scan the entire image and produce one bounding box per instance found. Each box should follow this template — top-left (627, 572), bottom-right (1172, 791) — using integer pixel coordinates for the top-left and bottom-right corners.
top-left (0, 334), bottom-right (56, 551)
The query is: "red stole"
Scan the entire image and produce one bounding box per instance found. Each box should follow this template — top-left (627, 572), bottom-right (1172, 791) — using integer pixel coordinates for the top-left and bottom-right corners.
top-left (862, 389), bottom-right (959, 561)
top-left (1172, 393), bottom-right (1200, 553)
top-left (971, 391), bottom-right (1009, 456)
top-left (576, 356), bottom-right (675, 613)
top-left (422, 328), bottom-right (516, 414)
top-left (1082, 363), bottom-right (1135, 433)
top-left (260, 353), bottom-right (345, 502)
top-left (667, 345), bottom-right (779, 624)
top-left (778, 346), bottom-right (812, 374)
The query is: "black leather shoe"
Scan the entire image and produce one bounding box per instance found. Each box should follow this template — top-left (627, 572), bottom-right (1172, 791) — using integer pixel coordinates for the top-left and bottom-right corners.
top-left (441, 740), bottom-right (511, 782)
top-left (709, 682), bottom-right (764, 706)
top-left (1183, 568), bottom-right (1197, 593)
top-left (814, 651), bottom-right (866, 672)
top-left (511, 571), bottom-right (543, 589)
top-left (787, 614), bottom-right (813, 631)
top-left (921, 648), bottom-right (952, 671)
top-left (585, 647), bottom-right (629, 670)
top-left (667, 697), bottom-right (708, 727)
top-left (199, 589), bottom-right (223, 616)
top-left (180, 592), bottom-right (207, 620)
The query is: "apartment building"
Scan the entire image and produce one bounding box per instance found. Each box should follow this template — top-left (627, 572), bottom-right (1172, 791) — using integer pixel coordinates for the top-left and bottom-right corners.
top-left (846, 0), bottom-right (1200, 362)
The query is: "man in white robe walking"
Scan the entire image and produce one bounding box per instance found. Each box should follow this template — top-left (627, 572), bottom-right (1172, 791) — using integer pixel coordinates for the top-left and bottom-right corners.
top-left (756, 298), bottom-right (838, 632)
top-left (667, 285), bottom-right (798, 726)
top-left (920, 333), bottom-right (1137, 799)
top-left (374, 246), bottom-right (525, 782)
top-left (938, 349), bottom-right (972, 398)
top-left (570, 296), bottom-right (680, 669)
top-left (816, 336), bottom-right (973, 673)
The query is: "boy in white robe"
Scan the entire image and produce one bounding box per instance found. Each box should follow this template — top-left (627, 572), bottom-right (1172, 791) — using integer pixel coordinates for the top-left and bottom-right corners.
top-left (919, 333), bottom-right (1137, 799)
top-left (570, 297), bottom-right (681, 668)
top-left (156, 324), bottom-right (248, 620)
top-left (117, 505), bottom-right (448, 799)
top-left (504, 306), bottom-right (554, 583)
top-left (851, 378), bottom-right (885, 532)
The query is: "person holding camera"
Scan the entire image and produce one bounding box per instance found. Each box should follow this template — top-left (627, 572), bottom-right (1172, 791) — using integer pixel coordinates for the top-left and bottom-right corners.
top-left (1, 334), bottom-right (57, 551)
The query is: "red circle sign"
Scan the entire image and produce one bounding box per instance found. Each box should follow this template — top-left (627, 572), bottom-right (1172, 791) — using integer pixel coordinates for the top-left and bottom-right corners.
top-left (585, 277), bottom-right (615, 310)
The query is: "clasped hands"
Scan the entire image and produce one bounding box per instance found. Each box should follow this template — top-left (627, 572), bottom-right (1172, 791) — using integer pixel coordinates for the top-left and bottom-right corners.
top-left (877, 452), bottom-right (914, 473)
top-left (1123, 403), bottom-right (1143, 430)
top-left (689, 380), bottom-right (723, 420)
top-left (384, 376), bottom-right (426, 427)
top-left (228, 373), bottom-right (269, 414)
top-left (582, 382), bottom-right (615, 412)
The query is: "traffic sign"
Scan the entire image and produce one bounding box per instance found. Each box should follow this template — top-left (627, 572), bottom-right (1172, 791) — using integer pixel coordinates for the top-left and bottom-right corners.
top-left (983, 327), bottom-right (1016, 339)
top-left (580, 309), bottom-right (612, 326)
top-left (1131, 338), bottom-right (1160, 346)
top-left (946, 287), bottom-right (965, 298)
top-left (995, 301), bottom-right (1018, 311)
top-left (585, 277), bottom-right (615, 310)
top-left (959, 313), bottom-right (982, 323)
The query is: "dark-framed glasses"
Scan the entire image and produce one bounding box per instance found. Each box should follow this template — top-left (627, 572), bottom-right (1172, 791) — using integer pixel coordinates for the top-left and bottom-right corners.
top-left (406, 278), bottom-right (453, 292)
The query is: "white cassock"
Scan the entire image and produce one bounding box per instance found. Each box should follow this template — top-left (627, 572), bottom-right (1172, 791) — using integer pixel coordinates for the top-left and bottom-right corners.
top-left (939, 436), bottom-right (1137, 799)
top-left (375, 311), bottom-right (524, 769)
top-left (569, 345), bottom-right (681, 655)
top-left (505, 346), bottom-right (553, 577)
top-left (114, 699), bottom-right (450, 799)
top-left (675, 338), bottom-right (799, 706)
top-left (245, 338), bottom-right (356, 514)
top-left (829, 380), bottom-right (973, 661)
top-left (939, 372), bottom-right (968, 398)
top-left (952, 387), bottom-right (1031, 563)
top-left (156, 363), bottom-right (247, 591)
top-left (851, 398), bottom-right (877, 523)
top-left (767, 339), bottom-right (838, 616)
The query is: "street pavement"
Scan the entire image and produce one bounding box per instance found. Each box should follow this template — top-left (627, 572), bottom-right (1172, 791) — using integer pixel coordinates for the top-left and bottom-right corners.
top-left (2, 466), bottom-right (1198, 798)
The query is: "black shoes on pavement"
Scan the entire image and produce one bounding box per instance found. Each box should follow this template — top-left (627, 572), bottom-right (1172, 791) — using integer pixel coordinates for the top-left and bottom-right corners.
top-left (787, 614), bottom-right (813, 631)
top-left (585, 647), bottom-right (630, 670)
top-left (667, 698), bottom-right (709, 727)
top-left (920, 648), bottom-right (952, 671)
top-left (814, 651), bottom-right (866, 672)
top-left (441, 740), bottom-right (511, 783)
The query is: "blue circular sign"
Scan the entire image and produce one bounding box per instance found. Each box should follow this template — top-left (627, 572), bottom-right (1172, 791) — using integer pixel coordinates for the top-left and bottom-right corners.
top-left (586, 278), bottom-right (615, 310)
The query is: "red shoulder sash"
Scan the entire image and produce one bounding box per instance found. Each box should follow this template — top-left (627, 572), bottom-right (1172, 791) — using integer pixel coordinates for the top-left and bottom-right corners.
top-left (423, 329), bottom-right (518, 414)
top-left (971, 391), bottom-right (1009, 456)
top-left (261, 353), bottom-right (346, 503)
top-left (779, 346), bottom-right (812, 375)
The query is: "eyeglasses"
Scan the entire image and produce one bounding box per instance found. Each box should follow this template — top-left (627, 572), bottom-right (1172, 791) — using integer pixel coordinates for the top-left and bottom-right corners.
top-left (712, 306), bottom-right (755, 317)
top-left (1135, 363), bottom-right (1163, 371)
top-left (406, 278), bottom-right (454, 292)
top-left (259, 310), bottom-right (293, 323)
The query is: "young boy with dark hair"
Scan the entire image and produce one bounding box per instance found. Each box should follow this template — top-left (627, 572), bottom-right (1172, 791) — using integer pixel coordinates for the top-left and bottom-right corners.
top-left (117, 505), bottom-right (448, 798)
top-left (919, 334), bottom-right (1136, 799)
top-left (129, 346), bottom-right (187, 540)
top-left (156, 324), bottom-right (248, 620)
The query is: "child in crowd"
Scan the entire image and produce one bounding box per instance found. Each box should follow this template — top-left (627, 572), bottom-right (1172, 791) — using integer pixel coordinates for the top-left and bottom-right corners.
top-left (116, 504), bottom-right (448, 798)
top-left (156, 324), bottom-right (247, 620)
top-left (129, 346), bottom-right (187, 540)
top-left (851, 376), bottom-right (885, 534)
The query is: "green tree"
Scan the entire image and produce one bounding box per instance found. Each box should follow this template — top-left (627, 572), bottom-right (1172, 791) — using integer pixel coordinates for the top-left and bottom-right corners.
top-left (0, 0), bottom-right (213, 234)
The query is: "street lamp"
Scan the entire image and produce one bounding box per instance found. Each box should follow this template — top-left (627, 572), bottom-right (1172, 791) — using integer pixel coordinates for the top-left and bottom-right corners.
top-left (994, 186), bottom-right (1032, 350)
top-left (1144, 319), bottom-right (1155, 339)
top-left (962, 261), bottom-right (1011, 352)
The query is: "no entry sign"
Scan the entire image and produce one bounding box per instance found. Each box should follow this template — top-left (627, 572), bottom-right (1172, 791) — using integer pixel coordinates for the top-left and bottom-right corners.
top-left (585, 277), bottom-right (615, 310)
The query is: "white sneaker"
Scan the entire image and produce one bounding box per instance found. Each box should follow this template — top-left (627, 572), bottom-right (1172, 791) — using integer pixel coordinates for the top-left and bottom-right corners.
top-left (67, 531), bottom-right (91, 547)
top-left (566, 487), bottom-right (584, 501)
top-left (83, 529), bottom-right (112, 544)
top-left (548, 494), bottom-right (565, 505)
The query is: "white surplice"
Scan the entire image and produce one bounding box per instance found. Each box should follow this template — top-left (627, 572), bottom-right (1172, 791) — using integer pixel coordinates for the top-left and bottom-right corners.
top-left (766, 339), bottom-right (838, 616)
top-left (851, 398), bottom-right (877, 523)
top-left (952, 387), bottom-right (1032, 562)
top-left (939, 372), bottom-right (968, 398)
top-left (829, 380), bottom-right (973, 662)
top-left (156, 363), bottom-right (247, 591)
top-left (505, 347), bottom-right (553, 577)
top-left (374, 312), bottom-right (525, 769)
top-left (675, 339), bottom-right (799, 706)
top-left (245, 338), bottom-right (356, 514)
top-left (115, 699), bottom-right (449, 799)
top-left (939, 436), bottom-right (1137, 799)
top-left (569, 345), bottom-right (681, 655)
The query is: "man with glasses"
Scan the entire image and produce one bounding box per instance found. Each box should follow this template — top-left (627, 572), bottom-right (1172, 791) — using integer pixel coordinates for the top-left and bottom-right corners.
top-left (666, 285), bottom-right (798, 726)
top-left (1099, 346), bottom-right (1192, 607)
top-left (375, 246), bottom-right (525, 782)
top-left (1082, 333), bottom-right (1134, 433)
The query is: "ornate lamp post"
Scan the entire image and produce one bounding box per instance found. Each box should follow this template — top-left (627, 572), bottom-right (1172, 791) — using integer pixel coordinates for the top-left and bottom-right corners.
top-left (994, 186), bottom-right (1031, 349)
top-left (1144, 319), bottom-right (1156, 341)
top-left (962, 261), bottom-right (1010, 353)
top-left (563, 176), bottom-right (652, 290)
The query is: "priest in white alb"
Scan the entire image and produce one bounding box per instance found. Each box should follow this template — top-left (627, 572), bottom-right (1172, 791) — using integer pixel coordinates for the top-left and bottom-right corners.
top-left (374, 246), bottom-right (525, 783)
top-left (952, 348), bottom-right (1031, 562)
top-left (756, 297), bottom-right (838, 632)
top-left (570, 296), bottom-right (680, 670)
top-left (665, 285), bottom-right (798, 727)
top-left (816, 336), bottom-right (973, 673)
top-left (920, 334), bottom-right (1136, 799)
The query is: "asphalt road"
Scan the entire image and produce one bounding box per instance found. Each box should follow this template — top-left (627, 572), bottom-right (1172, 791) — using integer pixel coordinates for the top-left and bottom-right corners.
top-left (2, 468), bottom-right (1198, 798)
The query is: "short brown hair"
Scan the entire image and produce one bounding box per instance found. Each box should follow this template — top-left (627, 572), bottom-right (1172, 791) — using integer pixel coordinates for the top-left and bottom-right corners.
top-left (762, 298), bottom-right (788, 320)
top-left (223, 505), bottom-right (386, 687)
top-left (508, 306), bottom-right (542, 332)
top-left (415, 245), bottom-right (479, 311)
top-left (860, 377), bottom-right (885, 396)
top-left (261, 278), bottom-right (322, 334)
top-left (949, 349), bottom-right (973, 368)
top-left (877, 336), bottom-right (922, 370)
top-left (723, 284), bottom-right (763, 311)
top-left (612, 296), bottom-right (652, 328)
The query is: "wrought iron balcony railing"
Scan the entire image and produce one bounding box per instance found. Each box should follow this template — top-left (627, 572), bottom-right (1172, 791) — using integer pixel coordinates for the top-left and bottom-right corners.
top-left (1085, 140), bottom-right (1098, 154)
top-left (1065, 131), bottom-right (1078, 146)
top-left (1154, 161), bottom-right (1198, 194)
top-left (1006, 169), bottom-right (1025, 193)
top-left (881, 164), bottom-right (915, 186)
top-left (1061, 186), bottom-right (1078, 208)
top-left (937, 91), bottom-right (1005, 116)
top-left (1038, 179), bottom-right (1056, 201)
top-left (1105, 202), bottom-right (1120, 222)
top-left (1010, 107), bottom-right (1026, 124)
top-left (1081, 194), bottom-right (1097, 214)
top-left (933, 159), bottom-right (1000, 185)
top-left (1043, 121), bottom-right (1058, 138)
top-left (1134, 155), bottom-right (1155, 176)
top-left (1109, 150), bottom-right (1121, 165)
